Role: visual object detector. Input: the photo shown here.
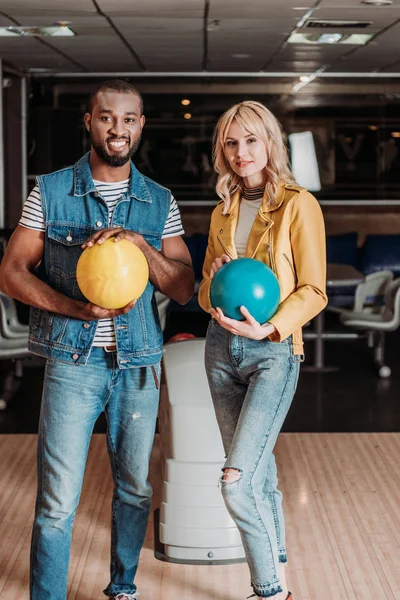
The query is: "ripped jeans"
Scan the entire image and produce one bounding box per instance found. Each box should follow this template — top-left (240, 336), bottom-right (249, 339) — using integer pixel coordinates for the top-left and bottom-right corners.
top-left (205, 320), bottom-right (300, 598)
top-left (30, 347), bottom-right (160, 600)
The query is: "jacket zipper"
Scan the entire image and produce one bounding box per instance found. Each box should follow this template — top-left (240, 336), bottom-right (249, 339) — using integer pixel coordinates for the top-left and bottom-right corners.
top-left (267, 216), bottom-right (277, 274)
top-left (283, 252), bottom-right (297, 283)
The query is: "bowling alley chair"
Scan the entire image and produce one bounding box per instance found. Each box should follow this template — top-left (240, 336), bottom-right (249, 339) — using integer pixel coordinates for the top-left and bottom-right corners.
top-left (157, 338), bottom-right (245, 564)
top-left (338, 277), bottom-right (400, 378)
top-left (328, 270), bottom-right (394, 319)
top-left (0, 293), bottom-right (30, 410)
top-left (0, 292), bottom-right (30, 338)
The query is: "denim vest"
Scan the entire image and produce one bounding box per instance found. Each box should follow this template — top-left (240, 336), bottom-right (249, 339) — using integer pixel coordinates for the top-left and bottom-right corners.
top-left (29, 152), bottom-right (170, 369)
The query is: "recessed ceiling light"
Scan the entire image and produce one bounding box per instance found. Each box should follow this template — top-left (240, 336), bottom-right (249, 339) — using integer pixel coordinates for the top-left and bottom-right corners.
top-left (0, 24), bottom-right (76, 36)
top-left (391, 131), bottom-right (400, 138)
top-left (317, 33), bottom-right (343, 44)
top-left (232, 53), bottom-right (251, 59)
top-left (184, 113), bottom-right (192, 120)
top-left (361, 0), bottom-right (393, 5)
top-left (181, 99), bottom-right (191, 106)
top-left (299, 75), bottom-right (311, 82)
top-left (288, 32), bottom-right (373, 44)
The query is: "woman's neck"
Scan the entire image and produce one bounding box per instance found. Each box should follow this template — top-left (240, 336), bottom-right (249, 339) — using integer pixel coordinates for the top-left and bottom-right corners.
top-left (242, 172), bottom-right (267, 189)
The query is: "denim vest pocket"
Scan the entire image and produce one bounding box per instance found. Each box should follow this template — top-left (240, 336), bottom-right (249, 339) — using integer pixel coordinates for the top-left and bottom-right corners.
top-left (47, 225), bottom-right (95, 299)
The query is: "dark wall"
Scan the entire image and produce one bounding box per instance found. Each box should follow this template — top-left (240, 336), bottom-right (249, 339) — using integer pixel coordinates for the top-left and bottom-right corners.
top-left (26, 81), bottom-right (400, 202)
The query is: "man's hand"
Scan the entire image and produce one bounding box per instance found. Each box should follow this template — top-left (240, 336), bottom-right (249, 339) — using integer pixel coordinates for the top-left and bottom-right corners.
top-left (211, 305), bottom-right (276, 340)
top-left (79, 298), bottom-right (137, 321)
top-left (82, 227), bottom-right (143, 249)
top-left (210, 254), bottom-right (231, 279)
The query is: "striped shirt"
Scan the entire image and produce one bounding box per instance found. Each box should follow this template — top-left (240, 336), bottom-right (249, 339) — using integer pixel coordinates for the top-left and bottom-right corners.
top-left (19, 179), bottom-right (184, 346)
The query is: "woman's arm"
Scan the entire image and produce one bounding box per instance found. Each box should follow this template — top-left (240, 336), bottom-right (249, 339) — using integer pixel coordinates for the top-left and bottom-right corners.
top-left (268, 191), bottom-right (327, 342)
top-left (198, 228), bottom-right (216, 313)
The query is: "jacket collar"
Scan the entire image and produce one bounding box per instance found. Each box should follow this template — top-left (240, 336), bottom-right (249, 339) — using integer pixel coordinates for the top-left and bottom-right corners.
top-left (73, 152), bottom-right (152, 203)
top-left (221, 181), bottom-right (287, 218)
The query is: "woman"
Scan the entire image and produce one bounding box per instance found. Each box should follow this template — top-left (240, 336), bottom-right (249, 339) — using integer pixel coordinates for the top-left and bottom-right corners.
top-left (198, 101), bottom-right (327, 599)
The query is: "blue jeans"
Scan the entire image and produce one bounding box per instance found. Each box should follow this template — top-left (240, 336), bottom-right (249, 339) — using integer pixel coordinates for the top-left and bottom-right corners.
top-left (205, 320), bottom-right (300, 598)
top-left (30, 347), bottom-right (160, 600)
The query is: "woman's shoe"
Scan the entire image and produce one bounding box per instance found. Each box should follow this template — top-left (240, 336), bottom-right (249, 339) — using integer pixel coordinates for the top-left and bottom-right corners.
top-left (248, 593), bottom-right (292, 599)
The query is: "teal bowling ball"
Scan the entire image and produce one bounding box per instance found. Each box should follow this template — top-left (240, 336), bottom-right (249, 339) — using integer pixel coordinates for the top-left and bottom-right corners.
top-left (210, 258), bottom-right (280, 323)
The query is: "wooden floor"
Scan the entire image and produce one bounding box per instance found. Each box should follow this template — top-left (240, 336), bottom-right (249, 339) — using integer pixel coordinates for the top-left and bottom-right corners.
top-left (0, 433), bottom-right (399, 600)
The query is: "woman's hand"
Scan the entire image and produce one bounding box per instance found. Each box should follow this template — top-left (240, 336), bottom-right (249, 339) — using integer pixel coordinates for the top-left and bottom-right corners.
top-left (82, 227), bottom-right (143, 249)
top-left (211, 305), bottom-right (276, 340)
top-left (210, 254), bottom-right (231, 279)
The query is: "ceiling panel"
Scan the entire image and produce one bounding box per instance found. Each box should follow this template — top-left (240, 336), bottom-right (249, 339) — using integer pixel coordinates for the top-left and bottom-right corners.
top-left (208, 18), bottom-right (298, 35)
top-left (268, 60), bottom-right (327, 72)
top-left (210, 0), bottom-right (310, 18)
top-left (0, 0), bottom-right (96, 16)
top-left (0, 0), bottom-right (399, 75)
top-left (97, 0), bottom-right (203, 17)
top-left (318, 0), bottom-right (400, 8)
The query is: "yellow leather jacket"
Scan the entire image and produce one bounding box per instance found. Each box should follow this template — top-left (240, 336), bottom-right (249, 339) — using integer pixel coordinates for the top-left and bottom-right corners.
top-left (198, 182), bottom-right (328, 355)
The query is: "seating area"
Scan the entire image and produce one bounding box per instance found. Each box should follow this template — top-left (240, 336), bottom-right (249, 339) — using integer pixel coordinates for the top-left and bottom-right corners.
top-left (326, 233), bottom-right (400, 307)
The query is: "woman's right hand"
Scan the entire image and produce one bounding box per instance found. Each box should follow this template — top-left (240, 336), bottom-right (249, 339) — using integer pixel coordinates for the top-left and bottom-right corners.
top-left (210, 254), bottom-right (231, 279)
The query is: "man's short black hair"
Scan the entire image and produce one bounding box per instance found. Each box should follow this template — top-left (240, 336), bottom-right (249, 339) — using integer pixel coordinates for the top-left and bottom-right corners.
top-left (87, 79), bottom-right (144, 115)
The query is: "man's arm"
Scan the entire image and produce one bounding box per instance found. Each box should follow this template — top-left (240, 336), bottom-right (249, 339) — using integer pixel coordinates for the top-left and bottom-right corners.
top-left (82, 228), bottom-right (195, 305)
top-left (0, 226), bottom-right (136, 320)
top-left (145, 235), bottom-right (194, 304)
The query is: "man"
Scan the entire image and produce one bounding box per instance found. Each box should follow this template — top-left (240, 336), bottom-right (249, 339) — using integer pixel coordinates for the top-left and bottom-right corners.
top-left (0, 79), bottom-right (194, 600)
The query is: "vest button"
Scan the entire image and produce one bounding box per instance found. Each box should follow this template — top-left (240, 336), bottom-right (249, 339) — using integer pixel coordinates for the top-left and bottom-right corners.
top-left (66, 235), bottom-right (72, 242)
top-left (72, 353), bottom-right (79, 360)
top-left (83, 323), bottom-right (90, 329)
top-left (96, 221), bottom-right (102, 227)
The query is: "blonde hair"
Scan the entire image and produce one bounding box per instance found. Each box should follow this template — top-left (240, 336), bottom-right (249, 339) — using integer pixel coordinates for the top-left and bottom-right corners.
top-left (212, 100), bottom-right (295, 213)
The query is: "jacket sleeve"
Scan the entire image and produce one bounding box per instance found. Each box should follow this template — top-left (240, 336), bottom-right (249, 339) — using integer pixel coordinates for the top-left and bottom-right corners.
top-left (198, 228), bottom-right (216, 314)
top-left (268, 191), bottom-right (327, 342)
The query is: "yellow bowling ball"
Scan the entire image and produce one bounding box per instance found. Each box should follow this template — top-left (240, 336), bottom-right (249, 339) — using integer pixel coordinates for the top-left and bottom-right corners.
top-left (76, 237), bottom-right (149, 309)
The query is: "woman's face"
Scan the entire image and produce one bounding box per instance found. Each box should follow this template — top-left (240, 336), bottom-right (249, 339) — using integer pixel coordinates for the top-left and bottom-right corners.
top-left (223, 119), bottom-right (268, 186)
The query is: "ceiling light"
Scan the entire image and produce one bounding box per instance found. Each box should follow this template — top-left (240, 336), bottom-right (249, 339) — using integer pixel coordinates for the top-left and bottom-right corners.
top-left (184, 113), bottom-right (192, 120)
top-left (361, 0), bottom-right (393, 5)
top-left (292, 65), bottom-right (327, 93)
top-left (232, 53), bottom-right (251, 59)
top-left (391, 132), bottom-right (400, 138)
top-left (288, 32), bottom-right (373, 44)
top-left (341, 33), bottom-right (374, 44)
top-left (317, 33), bottom-right (343, 44)
top-left (369, 125), bottom-right (378, 130)
top-left (181, 99), bottom-right (191, 106)
top-left (0, 24), bottom-right (76, 37)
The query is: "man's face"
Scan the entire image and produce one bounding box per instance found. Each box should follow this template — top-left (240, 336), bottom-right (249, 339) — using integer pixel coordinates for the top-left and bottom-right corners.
top-left (84, 91), bottom-right (145, 167)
